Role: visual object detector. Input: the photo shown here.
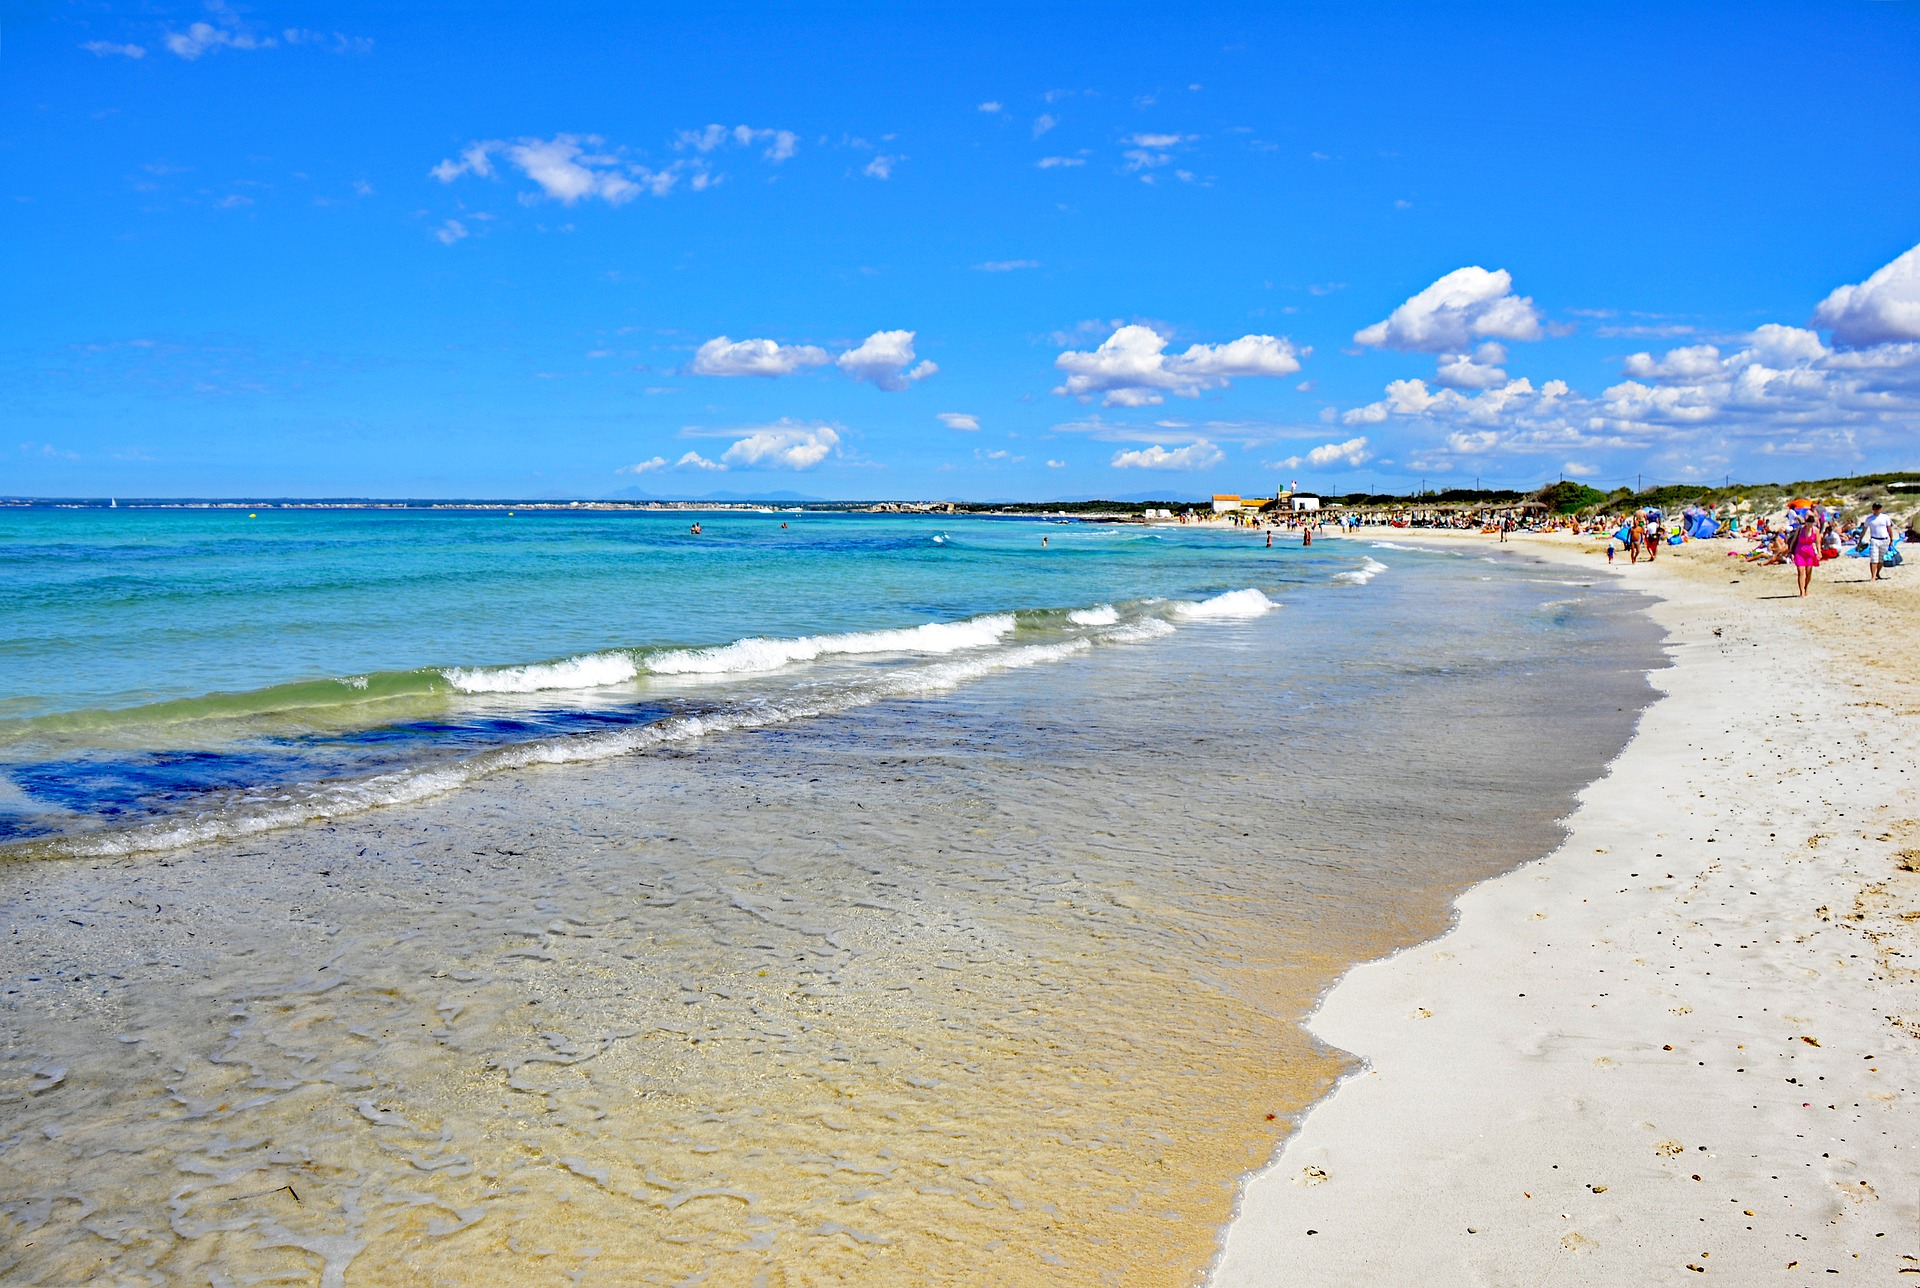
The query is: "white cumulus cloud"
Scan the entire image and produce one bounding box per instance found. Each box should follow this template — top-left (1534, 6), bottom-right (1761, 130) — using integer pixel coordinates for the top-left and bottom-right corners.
top-left (619, 456), bottom-right (668, 474)
top-left (1355, 267), bottom-right (1544, 352)
top-left (691, 336), bottom-right (832, 378)
top-left (720, 422), bottom-right (842, 470)
top-left (1812, 242), bottom-right (1920, 348)
top-left (676, 451), bottom-right (726, 471)
top-left (1111, 440), bottom-right (1225, 471)
top-left (1279, 437), bottom-right (1373, 470)
top-left (432, 218), bottom-right (468, 245)
top-left (938, 413), bottom-right (980, 431)
top-left (837, 330), bottom-right (937, 391)
top-left (1054, 325), bottom-right (1301, 406)
top-left (1434, 342), bottom-right (1509, 389)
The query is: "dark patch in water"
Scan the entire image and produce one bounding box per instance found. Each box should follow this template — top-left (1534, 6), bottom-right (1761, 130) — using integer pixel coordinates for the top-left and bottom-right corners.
top-left (5, 701), bottom-right (678, 824)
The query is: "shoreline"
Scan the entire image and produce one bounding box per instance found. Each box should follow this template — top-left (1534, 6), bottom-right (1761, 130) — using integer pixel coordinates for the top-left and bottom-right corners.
top-left (1210, 531), bottom-right (1920, 1283)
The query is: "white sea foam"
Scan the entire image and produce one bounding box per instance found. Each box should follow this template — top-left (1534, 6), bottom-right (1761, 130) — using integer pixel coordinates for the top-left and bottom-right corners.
top-left (1068, 604), bottom-right (1119, 626)
top-left (1332, 557), bottom-right (1390, 586)
top-left (1172, 588), bottom-right (1276, 619)
top-left (1098, 618), bottom-right (1177, 643)
top-left (647, 615), bottom-right (1016, 676)
top-left (42, 636), bottom-right (1096, 860)
top-left (442, 652), bottom-right (639, 694)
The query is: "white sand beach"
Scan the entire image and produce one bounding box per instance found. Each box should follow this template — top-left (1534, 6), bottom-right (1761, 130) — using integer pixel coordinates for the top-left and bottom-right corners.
top-left (1213, 533), bottom-right (1920, 1284)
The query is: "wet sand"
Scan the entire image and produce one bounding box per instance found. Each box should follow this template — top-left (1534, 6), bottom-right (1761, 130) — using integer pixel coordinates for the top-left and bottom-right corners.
top-left (1213, 532), bottom-right (1920, 1284)
top-left (0, 556), bottom-right (1659, 1286)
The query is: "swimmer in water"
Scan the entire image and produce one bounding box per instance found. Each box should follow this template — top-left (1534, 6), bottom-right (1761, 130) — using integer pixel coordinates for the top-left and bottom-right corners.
top-left (690, 522), bottom-right (701, 535)
top-left (1041, 536), bottom-right (1049, 547)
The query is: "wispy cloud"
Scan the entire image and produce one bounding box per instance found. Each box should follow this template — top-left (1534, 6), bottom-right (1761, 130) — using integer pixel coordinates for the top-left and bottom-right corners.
top-left (433, 124), bottom-right (797, 208)
top-left (974, 259), bottom-right (1039, 272)
top-left (1121, 132), bottom-right (1196, 180)
top-left (152, 5), bottom-right (373, 61)
top-left (938, 413), bottom-right (981, 431)
top-left (675, 124), bottom-right (799, 162)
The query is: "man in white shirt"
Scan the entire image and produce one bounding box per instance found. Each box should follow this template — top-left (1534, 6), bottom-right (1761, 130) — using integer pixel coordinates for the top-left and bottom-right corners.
top-left (1861, 502), bottom-right (1896, 581)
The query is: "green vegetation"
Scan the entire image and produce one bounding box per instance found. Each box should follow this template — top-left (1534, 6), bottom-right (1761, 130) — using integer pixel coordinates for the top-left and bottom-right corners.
top-left (1535, 480), bottom-right (1608, 513)
top-left (1328, 487), bottom-right (1525, 506)
top-left (1577, 471), bottom-right (1920, 518)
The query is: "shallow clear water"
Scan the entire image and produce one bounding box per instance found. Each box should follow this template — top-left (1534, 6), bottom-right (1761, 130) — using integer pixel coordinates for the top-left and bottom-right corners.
top-left (2, 509), bottom-right (1398, 852)
top-left (0, 515), bottom-right (1664, 1285)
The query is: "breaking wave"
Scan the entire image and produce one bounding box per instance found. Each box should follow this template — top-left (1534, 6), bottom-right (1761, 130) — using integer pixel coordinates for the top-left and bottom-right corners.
top-left (1332, 558), bottom-right (1390, 586)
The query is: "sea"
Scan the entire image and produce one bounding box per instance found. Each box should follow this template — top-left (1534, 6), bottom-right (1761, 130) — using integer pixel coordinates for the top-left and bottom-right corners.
top-left (0, 507), bottom-right (1665, 1285)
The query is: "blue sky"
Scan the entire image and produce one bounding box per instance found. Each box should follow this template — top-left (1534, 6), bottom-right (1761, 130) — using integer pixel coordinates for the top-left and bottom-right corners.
top-left (5, 1), bottom-right (1919, 500)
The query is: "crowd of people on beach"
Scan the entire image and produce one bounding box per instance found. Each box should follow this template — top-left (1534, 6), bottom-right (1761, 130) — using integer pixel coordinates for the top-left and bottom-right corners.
top-left (1172, 491), bottom-right (1914, 596)
top-left (1574, 497), bottom-right (1909, 596)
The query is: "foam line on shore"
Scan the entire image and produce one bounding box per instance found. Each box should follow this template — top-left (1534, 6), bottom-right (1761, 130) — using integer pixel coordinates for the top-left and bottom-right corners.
top-left (3, 590), bottom-right (1280, 861)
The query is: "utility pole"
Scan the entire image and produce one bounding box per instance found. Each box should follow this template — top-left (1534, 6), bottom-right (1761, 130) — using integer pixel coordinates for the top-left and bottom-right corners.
top-left (1636, 472), bottom-right (1642, 494)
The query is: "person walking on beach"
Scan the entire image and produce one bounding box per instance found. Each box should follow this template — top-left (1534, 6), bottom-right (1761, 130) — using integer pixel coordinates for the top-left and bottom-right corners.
top-left (1627, 515), bottom-right (1643, 564)
top-left (1862, 502), bottom-right (1895, 581)
top-left (1789, 513), bottom-right (1822, 596)
top-left (1645, 518), bottom-right (1661, 561)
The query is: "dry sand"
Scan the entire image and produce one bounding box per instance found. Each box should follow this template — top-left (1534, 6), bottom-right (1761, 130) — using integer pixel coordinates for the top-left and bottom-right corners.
top-left (1211, 530), bottom-right (1920, 1284)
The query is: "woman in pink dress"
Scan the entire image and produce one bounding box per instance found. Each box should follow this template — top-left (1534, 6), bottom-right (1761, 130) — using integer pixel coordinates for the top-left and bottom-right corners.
top-left (1790, 515), bottom-right (1822, 596)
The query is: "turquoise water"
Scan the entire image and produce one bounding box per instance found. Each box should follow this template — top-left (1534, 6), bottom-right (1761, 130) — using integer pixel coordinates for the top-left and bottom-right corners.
top-left (1, 507), bottom-right (1374, 852)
